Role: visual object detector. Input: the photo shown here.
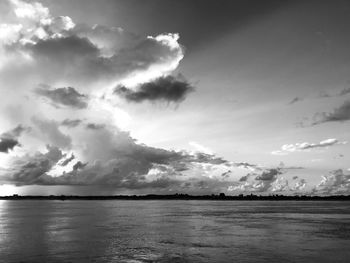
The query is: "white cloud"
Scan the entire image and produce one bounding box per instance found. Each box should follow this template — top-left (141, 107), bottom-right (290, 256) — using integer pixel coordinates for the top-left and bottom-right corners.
top-left (272, 138), bottom-right (347, 155)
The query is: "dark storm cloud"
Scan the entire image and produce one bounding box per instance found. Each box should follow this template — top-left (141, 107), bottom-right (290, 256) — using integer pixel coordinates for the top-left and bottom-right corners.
top-left (61, 119), bottom-right (83, 128)
top-left (115, 75), bottom-right (194, 103)
top-left (35, 85), bottom-right (88, 109)
top-left (313, 100), bottom-right (350, 125)
top-left (0, 125), bottom-right (28, 153)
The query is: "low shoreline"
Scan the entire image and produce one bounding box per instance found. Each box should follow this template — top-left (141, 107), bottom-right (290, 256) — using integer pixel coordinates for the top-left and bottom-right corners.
top-left (1, 194), bottom-right (350, 201)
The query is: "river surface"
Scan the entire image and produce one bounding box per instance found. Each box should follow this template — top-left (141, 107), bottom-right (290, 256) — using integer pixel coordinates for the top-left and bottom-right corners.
top-left (0, 200), bottom-right (349, 262)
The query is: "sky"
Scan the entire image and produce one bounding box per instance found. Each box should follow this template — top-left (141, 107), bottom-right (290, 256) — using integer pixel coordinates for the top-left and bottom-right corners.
top-left (0, 0), bottom-right (349, 196)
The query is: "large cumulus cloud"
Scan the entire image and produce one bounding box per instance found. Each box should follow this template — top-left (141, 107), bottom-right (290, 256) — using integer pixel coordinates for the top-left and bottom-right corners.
top-left (1, 0), bottom-right (184, 88)
top-left (0, 0), bottom-right (326, 195)
top-left (312, 169), bottom-right (350, 195)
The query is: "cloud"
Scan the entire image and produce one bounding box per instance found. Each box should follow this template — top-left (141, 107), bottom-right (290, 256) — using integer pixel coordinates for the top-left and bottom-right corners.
top-left (59, 153), bottom-right (74, 166)
top-left (291, 179), bottom-right (307, 191)
top-left (288, 96), bottom-right (303, 105)
top-left (61, 119), bottom-right (83, 128)
top-left (3, 145), bottom-right (63, 185)
top-left (239, 174), bottom-right (250, 182)
top-left (189, 141), bottom-right (213, 155)
top-left (339, 88), bottom-right (350, 96)
top-left (272, 138), bottom-right (347, 155)
top-left (312, 100), bottom-right (350, 125)
top-left (228, 168), bottom-right (283, 193)
top-left (312, 169), bottom-right (350, 195)
top-left (233, 162), bottom-right (261, 171)
top-left (115, 75), bottom-right (194, 103)
top-left (32, 117), bottom-right (71, 149)
top-left (35, 85), bottom-right (88, 109)
top-left (86, 123), bottom-right (105, 130)
top-left (255, 168), bottom-right (282, 181)
top-left (1, 0), bottom-right (184, 90)
top-left (0, 124), bottom-right (28, 153)
top-left (0, 138), bottom-right (19, 153)
top-left (0, 124), bottom-right (233, 189)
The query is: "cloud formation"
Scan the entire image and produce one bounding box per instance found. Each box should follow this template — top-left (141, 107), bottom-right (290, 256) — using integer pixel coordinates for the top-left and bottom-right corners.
top-left (0, 125), bottom-right (27, 153)
top-left (312, 101), bottom-right (350, 125)
top-left (35, 85), bottom-right (88, 109)
top-left (0, 122), bottom-right (233, 191)
top-left (312, 169), bottom-right (350, 195)
top-left (272, 138), bottom-right (347, 155)
top-left (1, 0), bottom-right (184, 90)
top-left (115, 75), bottom-right (194, 103)
top-left (32, 117), bottom-right (71, 149)
top-left (288, 96), bottom-right (303, 105)
top-left (228, 168), bottom-right (284, 193)
top-left (61, 119), bottom-right (83, 128)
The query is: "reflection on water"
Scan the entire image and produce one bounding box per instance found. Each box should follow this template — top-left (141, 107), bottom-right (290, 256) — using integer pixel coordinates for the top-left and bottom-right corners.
top-left (0, 200), bottom-right (350, 262)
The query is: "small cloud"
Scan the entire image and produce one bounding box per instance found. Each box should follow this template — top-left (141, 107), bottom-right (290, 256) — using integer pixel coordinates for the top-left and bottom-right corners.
top-left (61, 119), bottom-right (83, 128)
top-left (115, 74), bottom-right (194, 103)
top-left (60, 153), bottom-right (75, 166)
top-left (239, 174), bottom-right (250, 182)
top-left (86, 123), bottom-right (106, 130)
top-left (288, 96), bottom-right (303, 105)
top-left (292, 179), bottom-right (307, 191)
top-left (35, 85), bottom-right (88, 109)
top-left (272, 138), bottom-right (346, 155)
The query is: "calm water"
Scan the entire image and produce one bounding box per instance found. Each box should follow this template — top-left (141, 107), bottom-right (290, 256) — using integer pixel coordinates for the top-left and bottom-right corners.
top-left (0, 200), bottom-right (350, 263)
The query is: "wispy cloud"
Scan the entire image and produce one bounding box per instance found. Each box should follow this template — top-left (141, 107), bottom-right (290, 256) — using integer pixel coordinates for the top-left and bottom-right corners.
top-left (288, 96), bottom-right (303, 105)
top-left (272, 138), bottom-right (347, 155)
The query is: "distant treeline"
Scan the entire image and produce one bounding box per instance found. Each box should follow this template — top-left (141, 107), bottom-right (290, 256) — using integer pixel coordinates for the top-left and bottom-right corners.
top-left (1, 193), bottom-right (350, 201)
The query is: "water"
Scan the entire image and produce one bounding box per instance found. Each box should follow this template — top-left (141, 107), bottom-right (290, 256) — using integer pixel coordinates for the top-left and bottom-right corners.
top-left (0, 200), bottom-right (349, 263)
